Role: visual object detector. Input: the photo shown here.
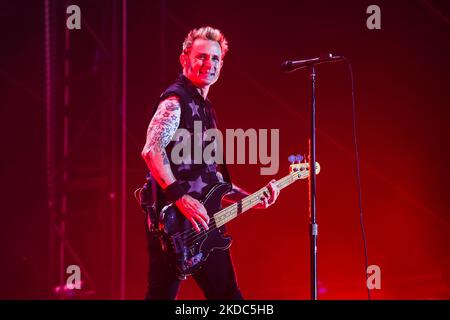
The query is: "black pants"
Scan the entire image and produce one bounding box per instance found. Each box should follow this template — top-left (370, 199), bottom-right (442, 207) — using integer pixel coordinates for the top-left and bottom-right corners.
top-left (145, 230), bottom-right (243, 300)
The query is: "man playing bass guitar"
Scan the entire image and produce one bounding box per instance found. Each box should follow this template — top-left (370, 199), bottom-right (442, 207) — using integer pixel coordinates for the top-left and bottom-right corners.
top-left (140, 26), bottom-right (280, 300)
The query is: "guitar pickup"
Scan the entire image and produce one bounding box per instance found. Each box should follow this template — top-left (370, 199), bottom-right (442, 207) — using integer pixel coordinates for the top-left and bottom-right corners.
top-left (171, 235), bottom-right (184, 254)
top-left (184, 253), bottom-right (203, 268)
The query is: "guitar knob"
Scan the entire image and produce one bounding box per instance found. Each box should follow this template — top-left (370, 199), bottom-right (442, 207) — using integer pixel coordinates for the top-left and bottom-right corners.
top-left (288, 154), bottom-right (296, 164)
top-left (295, 154), bottom-right (304, 163)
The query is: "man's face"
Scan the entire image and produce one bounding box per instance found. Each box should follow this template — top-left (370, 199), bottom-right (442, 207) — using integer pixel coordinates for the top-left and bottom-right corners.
top-left (181, 39), bottom-right (223, 89)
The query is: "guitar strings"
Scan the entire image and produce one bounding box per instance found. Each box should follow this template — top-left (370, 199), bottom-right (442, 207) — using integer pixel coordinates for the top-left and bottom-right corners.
top-left (179, 191), bottom-right (264, 244)
top-left (177, 174), bottom-right (294, 240)
top-left (177, 171), bottom-right (303, 244)
top-left (175, 186), bottom-right (276, 239)
top-left (180, 172), bottom-right (305, 245)
top-left (184, 193), bottom-right (269, 246)
top-left (184, 178), bottom-right (298, 245)
top-left (180, 172), bottom-right (300, 245)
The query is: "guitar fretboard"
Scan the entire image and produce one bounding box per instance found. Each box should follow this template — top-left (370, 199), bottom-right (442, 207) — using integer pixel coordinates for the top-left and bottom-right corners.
top-left (213, 169), bottom-right (309, 227)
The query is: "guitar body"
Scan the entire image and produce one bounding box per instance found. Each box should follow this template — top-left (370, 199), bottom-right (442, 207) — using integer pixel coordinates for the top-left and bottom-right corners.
top-left (159, 182), bottom-right (233, 279)
top-left (155, 161), bottom-right (321, 280)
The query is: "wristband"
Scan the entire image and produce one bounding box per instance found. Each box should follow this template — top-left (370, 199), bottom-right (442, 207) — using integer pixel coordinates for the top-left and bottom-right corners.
top-left (164, 181), bottom-right (187, 202)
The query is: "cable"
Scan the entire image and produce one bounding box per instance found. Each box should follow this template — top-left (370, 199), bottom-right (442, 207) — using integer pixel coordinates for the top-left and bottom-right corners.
top-left (134, 187), bottom-right (143, 203)
top-left (343, 57), bottom-right (371, 300)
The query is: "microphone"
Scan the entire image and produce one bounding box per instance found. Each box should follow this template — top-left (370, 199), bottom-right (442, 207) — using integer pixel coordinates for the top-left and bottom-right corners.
top-left (281, 53), bottom-right (343, 72)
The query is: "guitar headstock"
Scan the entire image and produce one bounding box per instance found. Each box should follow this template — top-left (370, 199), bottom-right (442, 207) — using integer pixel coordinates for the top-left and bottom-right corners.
top-left (288, 154), bottom-right (321, 180)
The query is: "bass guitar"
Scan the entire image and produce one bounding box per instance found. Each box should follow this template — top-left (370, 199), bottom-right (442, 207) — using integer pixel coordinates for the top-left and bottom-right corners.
top-left (158, 161), bottom-right (321, 279)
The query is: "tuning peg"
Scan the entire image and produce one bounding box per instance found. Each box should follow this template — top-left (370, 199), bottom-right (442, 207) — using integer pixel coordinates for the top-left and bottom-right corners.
top-left (288, 154), bottom-right (296, 164)
top-left (295, 154), bottom-right (303, 163)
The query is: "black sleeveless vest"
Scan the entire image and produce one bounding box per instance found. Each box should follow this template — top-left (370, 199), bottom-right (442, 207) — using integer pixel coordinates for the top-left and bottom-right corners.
top-left (150, 75), bottom-right (222, 203)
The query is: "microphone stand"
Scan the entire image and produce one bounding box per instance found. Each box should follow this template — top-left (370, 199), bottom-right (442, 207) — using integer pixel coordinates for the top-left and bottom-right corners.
top-left (283, 54), bottom-right (343, 300)
top-left (309, 65), bottom-right (318, 300)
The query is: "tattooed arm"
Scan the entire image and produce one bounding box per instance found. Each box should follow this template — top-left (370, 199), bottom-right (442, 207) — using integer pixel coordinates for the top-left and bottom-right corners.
top-left (141, 96), bottom-right (181, 189)
top-left (141, 96), bottom-right (209, 232)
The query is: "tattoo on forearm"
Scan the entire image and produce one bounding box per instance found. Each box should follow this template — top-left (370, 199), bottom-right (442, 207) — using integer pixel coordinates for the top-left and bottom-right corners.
top-left (161, 149), bottom-right (170, 165)
top-left (147, 98), bottom-right (181, 162)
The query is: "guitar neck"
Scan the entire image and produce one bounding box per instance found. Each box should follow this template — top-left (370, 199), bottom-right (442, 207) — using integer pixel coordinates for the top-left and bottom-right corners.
top-left (213, 172), bottom-right (299, 228)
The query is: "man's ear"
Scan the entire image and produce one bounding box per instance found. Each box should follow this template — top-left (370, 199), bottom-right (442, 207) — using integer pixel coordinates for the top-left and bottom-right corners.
top-left (179, 53), bottom-right (187, 68)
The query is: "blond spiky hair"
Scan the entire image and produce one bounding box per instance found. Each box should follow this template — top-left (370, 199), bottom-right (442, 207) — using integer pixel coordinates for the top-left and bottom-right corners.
top-left (182, 26), bottom-right (229, 58)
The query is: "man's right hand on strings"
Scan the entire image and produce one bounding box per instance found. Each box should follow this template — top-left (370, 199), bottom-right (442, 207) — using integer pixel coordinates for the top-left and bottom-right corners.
top-left (175, 195), bottom-right (210, 233)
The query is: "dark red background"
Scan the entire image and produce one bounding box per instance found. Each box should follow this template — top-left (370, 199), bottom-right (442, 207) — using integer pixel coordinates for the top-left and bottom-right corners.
top-left (1, 0), bottom-right (450, 299)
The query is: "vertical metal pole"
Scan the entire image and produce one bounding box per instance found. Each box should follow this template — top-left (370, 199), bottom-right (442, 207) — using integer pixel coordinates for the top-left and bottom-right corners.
top-left (58, 6), bottom-right (71, 299)
top-left (160, 0), bottom-right (167, 88)
top-left (111, 0), bottom-right (118, 299)
top-left (119, 0), bottom-right (128, 300)
top-left (309, 65), bottom-right (318, 300)
top-left (44, 0), bottom-right (56, 298)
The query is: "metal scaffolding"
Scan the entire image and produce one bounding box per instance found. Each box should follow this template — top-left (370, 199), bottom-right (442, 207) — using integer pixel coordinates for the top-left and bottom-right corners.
top-left (44, 0), bottom-right (127, 299)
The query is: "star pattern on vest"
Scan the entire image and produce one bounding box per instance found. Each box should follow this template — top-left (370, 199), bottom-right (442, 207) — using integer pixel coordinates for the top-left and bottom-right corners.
top-left (189, 100), bottom-right (201, 118)
top-left (187, 176), bottom-right (208, 194)
top-left (151, 77), bottom-right (224, 206)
